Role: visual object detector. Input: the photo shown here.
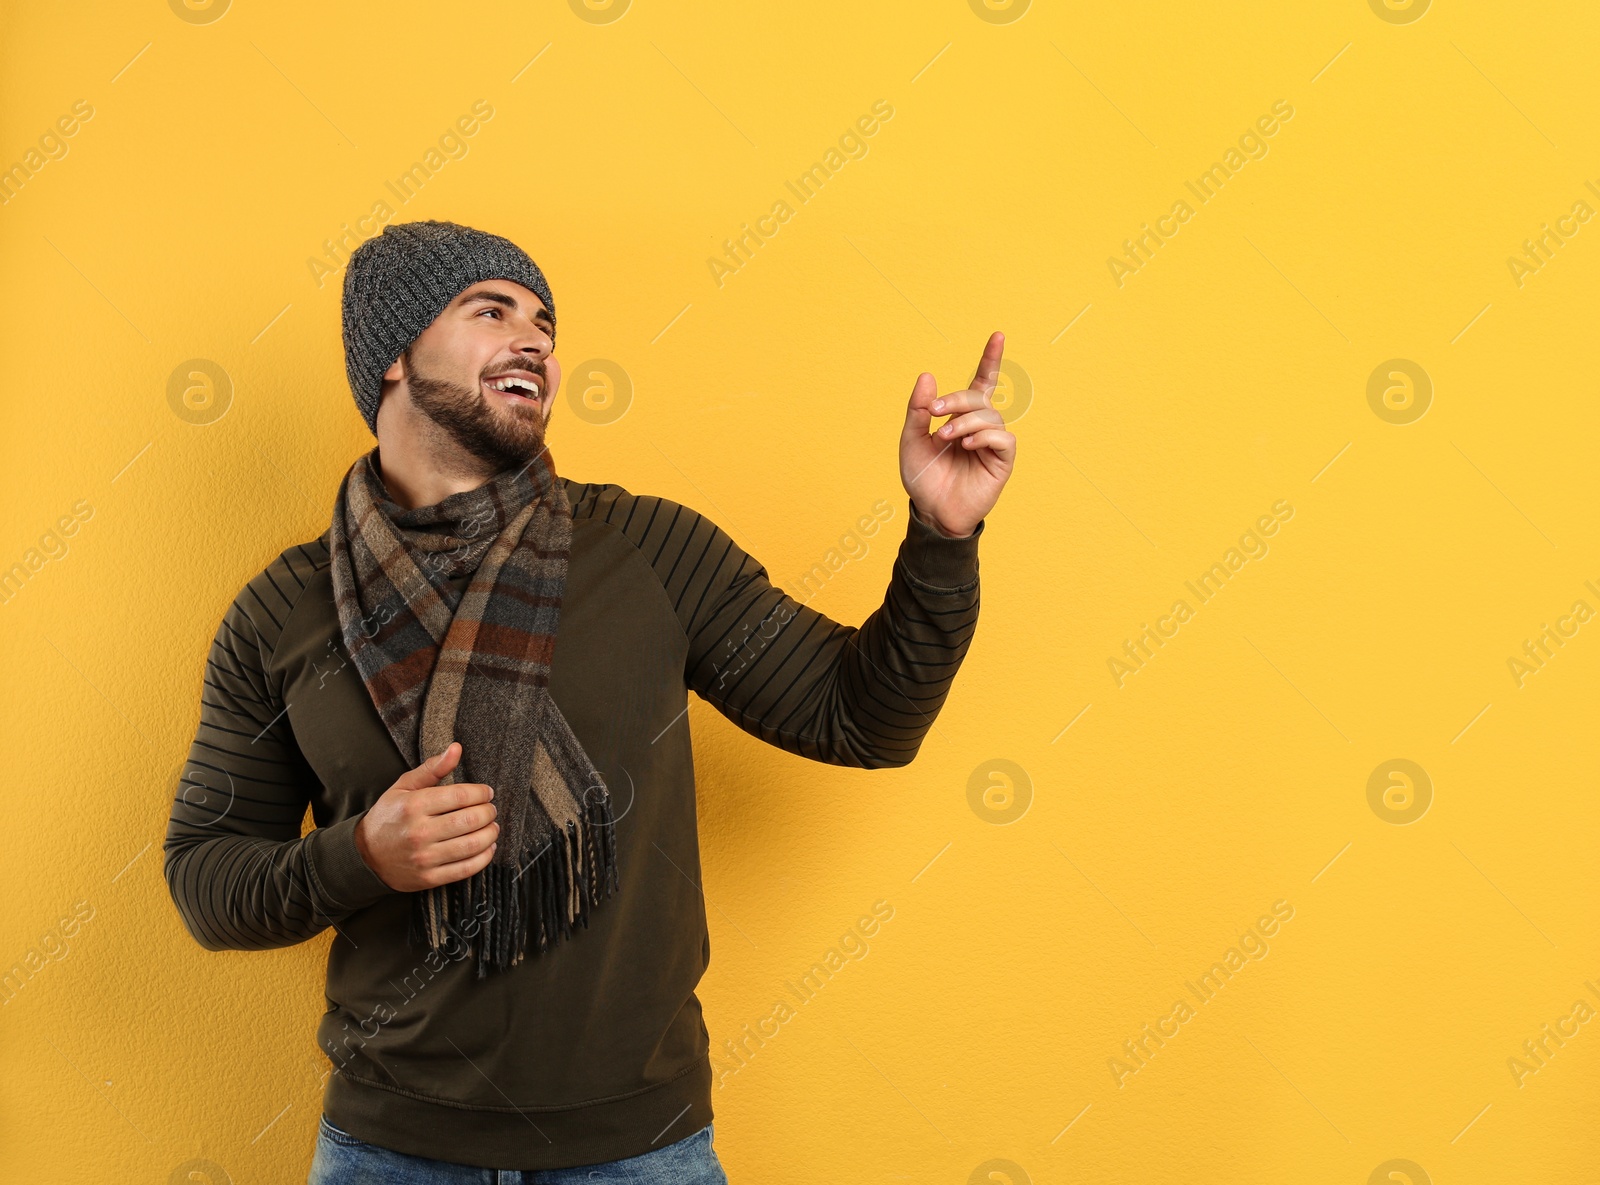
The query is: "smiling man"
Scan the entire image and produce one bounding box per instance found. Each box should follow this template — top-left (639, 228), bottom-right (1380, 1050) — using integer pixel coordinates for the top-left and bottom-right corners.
top-left (162, 219), bottom-right (1016, 1183)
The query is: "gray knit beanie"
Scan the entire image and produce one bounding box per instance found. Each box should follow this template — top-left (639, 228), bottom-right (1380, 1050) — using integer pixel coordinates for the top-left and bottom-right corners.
top-left (341, 219), bottom-right (556, 434)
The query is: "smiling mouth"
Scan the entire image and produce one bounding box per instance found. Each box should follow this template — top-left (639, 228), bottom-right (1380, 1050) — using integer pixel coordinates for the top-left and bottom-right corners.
top-left (483, 374), bottom-right (543, 405)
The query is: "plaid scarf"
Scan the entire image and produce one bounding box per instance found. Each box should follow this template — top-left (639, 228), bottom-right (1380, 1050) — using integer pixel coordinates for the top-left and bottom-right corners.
top-left (326, 445), bottom-right (618, 979)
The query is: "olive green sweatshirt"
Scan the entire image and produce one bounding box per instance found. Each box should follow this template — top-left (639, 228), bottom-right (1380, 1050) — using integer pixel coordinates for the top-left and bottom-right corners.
top-left (163, 478), bottom-right (982, 1171)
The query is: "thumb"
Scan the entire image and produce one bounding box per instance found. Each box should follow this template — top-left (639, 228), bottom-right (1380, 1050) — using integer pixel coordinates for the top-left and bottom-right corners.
top-left (396, 741), bottom-right (459, 790)
top-left (900, 372), bottom-right (938, 446)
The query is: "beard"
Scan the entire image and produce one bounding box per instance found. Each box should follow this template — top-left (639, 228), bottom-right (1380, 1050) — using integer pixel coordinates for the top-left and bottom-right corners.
top-left (403, 349), bottom-right (549, 472)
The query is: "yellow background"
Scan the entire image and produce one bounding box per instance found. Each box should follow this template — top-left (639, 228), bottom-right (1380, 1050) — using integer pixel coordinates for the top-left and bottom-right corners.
top-left (2, 0), bottom-right (1597, 1181)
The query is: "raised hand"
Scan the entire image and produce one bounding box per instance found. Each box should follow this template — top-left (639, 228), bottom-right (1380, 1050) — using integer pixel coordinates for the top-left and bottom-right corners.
top-left (898, 331), bottom-right (1018, 538)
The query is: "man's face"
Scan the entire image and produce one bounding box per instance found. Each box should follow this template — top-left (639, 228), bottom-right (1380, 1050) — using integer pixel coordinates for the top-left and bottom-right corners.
top-left (379, 278), bottom-right (561, 471)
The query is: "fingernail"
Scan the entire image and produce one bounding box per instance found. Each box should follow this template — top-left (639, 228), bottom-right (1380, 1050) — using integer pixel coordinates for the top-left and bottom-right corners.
top-left (932, 399), bottom-right (943, 411)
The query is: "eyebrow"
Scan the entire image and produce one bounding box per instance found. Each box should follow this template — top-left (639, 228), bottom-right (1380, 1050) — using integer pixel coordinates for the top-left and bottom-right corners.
top-left (459, 289), bottom-right (553, 327)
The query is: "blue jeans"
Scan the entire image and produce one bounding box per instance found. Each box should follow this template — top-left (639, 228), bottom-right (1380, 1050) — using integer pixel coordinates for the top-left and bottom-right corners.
top-left (307, 1113), bottom-right (729, 1183)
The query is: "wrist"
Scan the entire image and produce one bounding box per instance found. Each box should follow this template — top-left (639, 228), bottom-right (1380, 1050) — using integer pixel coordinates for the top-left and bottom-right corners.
top-left (911, 501), bottom-right (973, 539)
top-left (353, 814), bottom-right (376, 872)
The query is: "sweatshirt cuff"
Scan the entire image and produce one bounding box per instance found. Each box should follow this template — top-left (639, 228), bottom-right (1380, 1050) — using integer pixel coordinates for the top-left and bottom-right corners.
top-left (898, 497), bottom-right (983, 593)
top-left (306, 811), bottom-right (395, 915)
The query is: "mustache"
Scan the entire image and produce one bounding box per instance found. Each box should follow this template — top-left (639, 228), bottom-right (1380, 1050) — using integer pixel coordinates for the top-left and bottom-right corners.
top-left (483, 360), bottom-right (546, 382)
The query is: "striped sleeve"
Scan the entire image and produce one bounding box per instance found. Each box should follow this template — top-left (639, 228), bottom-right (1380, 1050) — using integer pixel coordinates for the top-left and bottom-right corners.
top-left (576, 487), bottom-right (982, 768)
top-left (162, 548), bottom-right (394, 953)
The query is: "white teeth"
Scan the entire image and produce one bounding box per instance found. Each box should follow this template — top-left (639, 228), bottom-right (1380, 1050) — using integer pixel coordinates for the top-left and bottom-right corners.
top-left (490, 377), bottom-right (540, 397)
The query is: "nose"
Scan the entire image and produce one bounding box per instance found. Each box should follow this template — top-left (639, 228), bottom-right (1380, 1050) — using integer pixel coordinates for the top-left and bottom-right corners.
top-left (514, 322), bottom-right (552, 361)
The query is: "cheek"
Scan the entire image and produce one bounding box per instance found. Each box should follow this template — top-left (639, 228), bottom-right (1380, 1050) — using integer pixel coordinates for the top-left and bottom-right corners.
top-left (419, 341), bottom-right (478, 390)
top-left (453, 326), bottom-right (500, 377)
top-left (543, 355), bottom-right (561, 401)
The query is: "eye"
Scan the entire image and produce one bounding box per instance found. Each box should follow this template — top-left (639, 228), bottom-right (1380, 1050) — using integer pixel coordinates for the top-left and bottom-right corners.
top-left (478, 307), bottom-right (501, 318)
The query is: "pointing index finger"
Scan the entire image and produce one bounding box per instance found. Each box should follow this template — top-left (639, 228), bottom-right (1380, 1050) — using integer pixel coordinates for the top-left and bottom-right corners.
top-left (970, 331), bottom-right (1005, 398)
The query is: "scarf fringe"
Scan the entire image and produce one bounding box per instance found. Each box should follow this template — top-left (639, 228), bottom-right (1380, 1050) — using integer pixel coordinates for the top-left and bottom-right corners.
top-left (407, 794), bottom-right (620, 979)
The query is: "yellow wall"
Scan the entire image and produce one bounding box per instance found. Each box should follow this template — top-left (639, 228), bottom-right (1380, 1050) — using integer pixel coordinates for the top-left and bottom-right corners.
top-left (2, 1), bottom-right (1597, 1181)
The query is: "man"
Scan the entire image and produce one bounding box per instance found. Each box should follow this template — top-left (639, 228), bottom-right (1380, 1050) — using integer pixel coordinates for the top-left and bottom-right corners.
top-left (163, 219), bottom-right (1015, 1182)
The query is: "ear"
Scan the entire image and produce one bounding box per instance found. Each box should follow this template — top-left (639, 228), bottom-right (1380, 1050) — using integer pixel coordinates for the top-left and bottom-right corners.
top-left (383, 355), bottom-right (406, 383)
